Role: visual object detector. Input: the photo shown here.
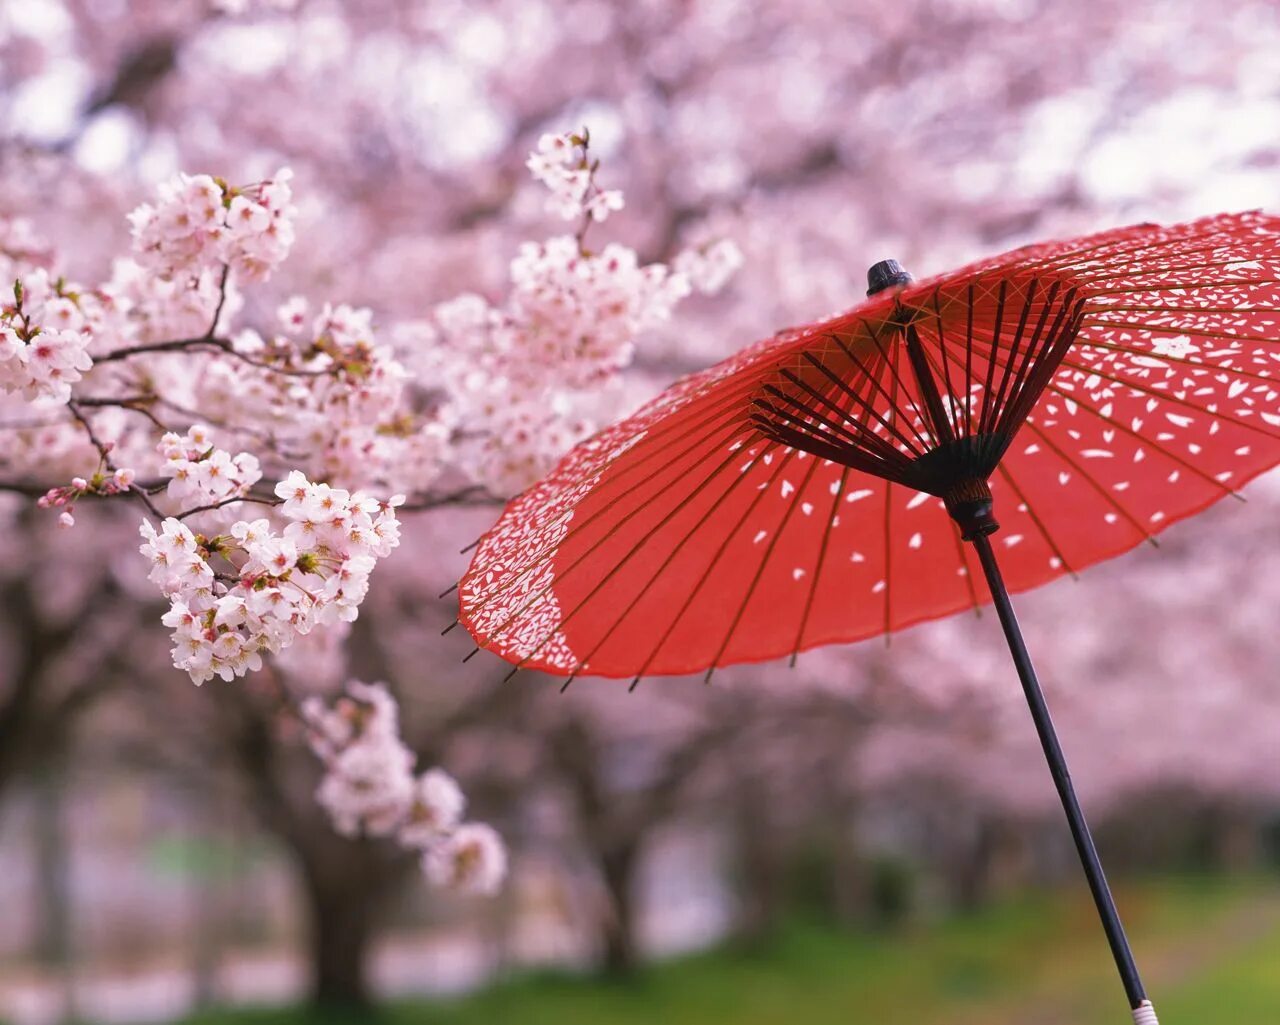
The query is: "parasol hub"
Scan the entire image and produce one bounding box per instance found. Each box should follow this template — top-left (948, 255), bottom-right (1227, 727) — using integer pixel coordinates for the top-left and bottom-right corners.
top-left (942, 477), bottom-right (1000, 540)
top-left (866, 259), bottom-right (914, 295)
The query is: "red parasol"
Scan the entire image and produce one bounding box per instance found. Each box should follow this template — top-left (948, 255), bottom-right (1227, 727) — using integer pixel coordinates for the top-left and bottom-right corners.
top-left (455, 211), bottom-right (1280, 1022)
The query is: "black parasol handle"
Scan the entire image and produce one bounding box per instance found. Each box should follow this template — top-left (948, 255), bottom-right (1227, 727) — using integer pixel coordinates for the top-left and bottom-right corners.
top-left (969, 532), bottom-right (1155, 1018)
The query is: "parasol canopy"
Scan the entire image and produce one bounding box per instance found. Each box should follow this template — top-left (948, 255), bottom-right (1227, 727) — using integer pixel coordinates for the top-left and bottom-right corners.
top-left (459, 212), bottom-right (1280, 681)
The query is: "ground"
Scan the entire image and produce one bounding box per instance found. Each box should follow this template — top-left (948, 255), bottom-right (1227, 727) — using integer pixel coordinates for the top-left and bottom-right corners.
top-left (166, 876), bottom-right (1280, 1025)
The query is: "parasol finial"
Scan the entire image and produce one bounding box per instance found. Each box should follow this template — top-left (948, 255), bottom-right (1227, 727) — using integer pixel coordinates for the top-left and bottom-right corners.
top-left (866, 258), bottom-right (913, 295)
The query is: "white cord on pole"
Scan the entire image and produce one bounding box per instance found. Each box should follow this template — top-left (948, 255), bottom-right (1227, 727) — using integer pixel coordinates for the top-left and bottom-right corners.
top-left (1132, 1000), bottom-right (1159, 1024)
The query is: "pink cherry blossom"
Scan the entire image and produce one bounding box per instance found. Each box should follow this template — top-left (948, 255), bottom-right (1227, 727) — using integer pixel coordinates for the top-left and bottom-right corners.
top-left (421, 823), bottom-right (508, 897)
top-left (301, 682), bottom-right (503, 890)
top-left (0, 119), bottom-right (730, 879)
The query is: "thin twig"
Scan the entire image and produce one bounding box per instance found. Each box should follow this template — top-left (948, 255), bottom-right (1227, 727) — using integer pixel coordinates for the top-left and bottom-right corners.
top-left (176, 492), bottom-right (283, 521)
top-left (224, 346), bottom-right (332, 378)
top-left (208, 264), bottom-right (230, 337)
top-left (95, 333), bottom-right (332, 378)
top-left (0, 481), bottom-right (53, 497)
top-left (151, 396), bottom-right (292, 450)
top-left (73, 395), bottom-right (168, 430)
top-left (92, 336), bottom-right (226, 364)
top-left (400, 484), bottom-right (501, 511)
top-left (67, 400), bottom-right (167, 519)
top-left (93, 268), bottom-right (326, 379)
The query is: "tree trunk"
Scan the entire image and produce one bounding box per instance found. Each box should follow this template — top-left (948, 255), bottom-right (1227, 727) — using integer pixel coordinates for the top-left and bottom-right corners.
top-left (216, 683), bottom-right (414, 1014)
top-left (302, 867), bottom-right (380, 1011)
top-left (831, 827), bottom-right (871, 929)
top-left (32, 770), bottom-right (79, 1024)
top-left (599, 844), bottom-right (641, 976)
top-left (949, 815), bottom-right (1026, 911)
top-left (951, 817), bottom-right (997, 911)
top-left (732, 798), bottom-right (785, 945)
top-left (190, 866), bottom-right (221, 1010)
top-left (1203, 802), bottom-right (1261, 872)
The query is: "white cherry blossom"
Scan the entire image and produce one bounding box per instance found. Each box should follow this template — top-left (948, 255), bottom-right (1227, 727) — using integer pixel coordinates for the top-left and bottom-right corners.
top-left (422, 823), bottom-right (508, 897)
top-left (301, 682), bottom-right (503, 891)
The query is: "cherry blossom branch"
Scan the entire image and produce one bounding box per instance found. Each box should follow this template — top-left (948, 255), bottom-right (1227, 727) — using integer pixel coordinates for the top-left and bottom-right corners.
top-left (573, 143), bottom-right (603, 252)
top-left (219, 344), bottom-right (335, 378)
top-left (0, 476), bottom-right (500, 514)
top-left (93, 332), bottom-right (333, 378)
top-left (208, 263), bottom-right (230, 335)
top-left (174, 491), bottom-right (283, 521)
top-left (297, 679), bottom-right (506, 894)
top-left (399, 484), bottom-right (499, 512)
top-left (67, 399), bottom-right (167, 520)
top-left (92, 264), bottom-right (321, 379)
top-left (73, 394), bottom-right (168, 430)
top-left (527, 128), bottom-right (623, 256)
top-left (0, 481), bottom-right (55, 497)
top-left (151, 396), bottom-right (299, 452)
top-left (91, 335), bottom-right (227, 364)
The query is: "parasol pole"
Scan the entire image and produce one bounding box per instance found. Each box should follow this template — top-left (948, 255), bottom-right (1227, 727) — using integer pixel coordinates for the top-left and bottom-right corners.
top-left (967, 529), bottom-right (1158, 1024)
top-left (865, 261), bottom-right (1160, 1022)
top-left (870, 259), bottom-right (1162, 1018)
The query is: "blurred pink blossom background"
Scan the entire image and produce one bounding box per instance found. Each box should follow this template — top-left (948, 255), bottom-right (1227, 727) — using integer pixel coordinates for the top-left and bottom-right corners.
top-left (0, 1), bottom-right (1279, 1023)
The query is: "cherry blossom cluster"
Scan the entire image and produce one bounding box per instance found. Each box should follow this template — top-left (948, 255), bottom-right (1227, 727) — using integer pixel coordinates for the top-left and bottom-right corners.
top-left (421, 132), bottom-right (742, 496)
top-left (38, 467), bottom-right (135, 528)
top-left (0, 218), bottom-right (52, 281)
top-left (159, 425), bottom-right (262, 506)
top-left (526, 130), bottom-right (625, 223)
top-left (0, 128), bottom-right (739, 873)
top-left (674, 238), bottom-right (746, 297)
top-left (301, 681), bottom-right (507, 895)
top-left (139, 469), bottom-right (402, 685)
top-left (0, 276), bottom-right (94, 404)
top-left (128, 169), bottom-right (296, 283)
top-left (192, 299), bottom-right (452, 494)
top-left (464, 391), bottom-right (594, 498)
top-left (507, 237), bottom-right (692, 387)
top-left (98, 248), bottom-right (237, 348)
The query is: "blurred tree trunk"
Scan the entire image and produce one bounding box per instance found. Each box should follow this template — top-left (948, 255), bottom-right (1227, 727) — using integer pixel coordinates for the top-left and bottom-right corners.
top-left (1200, 801), bottom-right (1262, 872)
top-left (731, 786), bottom-right (785, 945)
top-left (32, 769), bottom-right (79, 1024)
top-left (546, 718), bottom-right (651, 977)
top-left (947, 814), bottom-right (1027, 911)
top-left (0, 549), bottom-right (137, 1025)
top-left (545, 707), bottom-right (742, 977)
top-left (301, 864), bottom-right (380, 1009)
top-left (189, 844), bottom-right (221, 1009)
top-left (951, 817), bottom-right (997, 911)
top-left (829, 815), bottom-right (869, 929)
top-left (599, 842), bottom-right (641, 975)
top-left (272, 798), bottom-right (413, 1010)
top-left (216, 685), bottom-right (415, 1012)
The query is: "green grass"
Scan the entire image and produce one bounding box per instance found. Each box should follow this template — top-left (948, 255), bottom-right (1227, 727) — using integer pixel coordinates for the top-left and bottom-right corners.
top-left (172, 876), bottom-right (1280, 1025)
